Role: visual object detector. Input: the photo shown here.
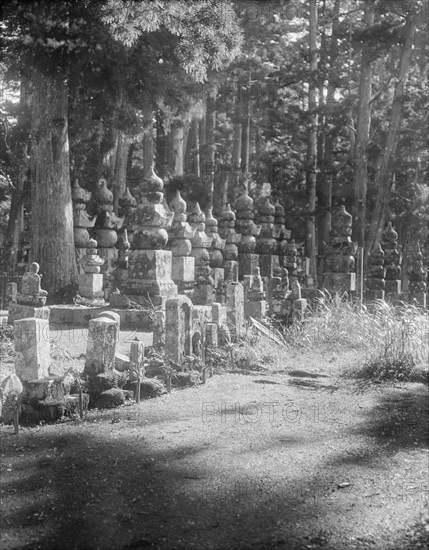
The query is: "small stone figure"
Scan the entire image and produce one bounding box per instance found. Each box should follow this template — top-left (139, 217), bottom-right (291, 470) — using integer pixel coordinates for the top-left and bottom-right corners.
top-left (17, 262), bottom-right (48, 306)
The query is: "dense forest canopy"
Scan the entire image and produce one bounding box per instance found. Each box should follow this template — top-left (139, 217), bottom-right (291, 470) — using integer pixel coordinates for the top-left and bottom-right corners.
top-left (0, 0), bottom-right (427, 295)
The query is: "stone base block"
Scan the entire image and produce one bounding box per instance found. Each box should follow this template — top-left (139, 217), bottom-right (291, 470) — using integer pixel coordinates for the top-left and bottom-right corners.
top-left (8, 304), bottom-right (50, 325)
top-left (205, 323), bottom-right (218, 348)
top-left (385, 280), bottom-right (401, 295)
top-left (238, 253), bottom-right (259, 280)
top-left (258, 254), bottom-right (279, 278)
top-left (364, 290), bottom-right (385, 301)
top-left (245, 300), bottom-right (267, 321)
top-left (123, 249), bottom-right (177, 299)
top-left (192, 285), bottom-right (214, 306)
top-left (323, 272), bottom-right (356, 293)
top-left (78, 273), bottom-right (104, 299)
top-left (172, 256), bottom-right (195, 284)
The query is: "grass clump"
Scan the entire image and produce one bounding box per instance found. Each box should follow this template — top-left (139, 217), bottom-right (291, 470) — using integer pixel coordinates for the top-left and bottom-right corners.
top-left (282, 291), bottom-right (429, 383)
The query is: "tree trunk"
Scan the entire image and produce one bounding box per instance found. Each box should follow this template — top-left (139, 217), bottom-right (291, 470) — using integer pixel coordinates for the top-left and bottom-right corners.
top-left (351, 1), bottom-right (374, 249)
top-left (241, 73), bottom-right (251, 176)
top-left (366, 11), bottom-right (419, 256)
top-left (112, 131), bottom-right (131, 213)
top-left (2, 79), bottom-right (32, 274)
top-left (143, 108), bottom-right (155, 176)
top-left (231, 80), bottom-right (242, 191)
top-left (203, 89), bottom-right (216, 208)
top-left (30, 68), bottom-right (76, 296)
top-left (305, 0), bottom-right (318, 286)
top-left (168, 123), bottom-right (184, 176)
top-left (155, 114), bottom-right (167, 178)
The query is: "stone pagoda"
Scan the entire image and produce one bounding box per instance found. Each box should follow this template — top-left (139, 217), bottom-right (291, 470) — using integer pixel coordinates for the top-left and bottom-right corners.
top-left (75, 238), bottom-right (105, 305)
top-left (256, 196), bottom-right (279, 279)
top-left (381, 222), bottom-right (401, 299)
top-left (408, 243), bottom-right (427, 307)
top-left (273, 199), bottom-right (291, 267)
top-left (205, 208), bottom-right (226, 293)
top-left (118, 187), bottom-right (137, 243)
top-left (71, 177), bottom-right (95, 271)
top-left (188, 203), bottom-right (214, 305)
top-left (167, 190), bottom-right (196, 298)
top-left (243, 266), bottom-right (267, 320)
top-left (323, 204), bottom-right (356, 293)
top-left (218, 203), bottom-right (241, 284)
top-left (120, 168), bottom-right (177, 307)
top-left (234, 188), bottom-right (261, 280)
top-left (92, 178), bottom-right (124, 285)
top-left (365, 244), bottom-right (385, 300)
top-left (284, 239), bottom-right (299, 286)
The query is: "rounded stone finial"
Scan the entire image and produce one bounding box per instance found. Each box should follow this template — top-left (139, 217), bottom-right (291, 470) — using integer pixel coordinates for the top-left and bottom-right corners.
top-left (235, 189), bottom-right (253, 213)
top-left (87, 238), bottom-right (98, 249)
top-left (205, 208), bottom-right (218, 232)
top-left (95, 178), bottom-right (114, 205)
top-left (220, 203), bottom-right (235, 222)
top-left (169, 190), bottom-right (187, 216)
top-left (188, 202), bottom-right (205, 225)
top-left (382, 221), bottom-right (398, 243)
top-left (30, 262), bottom-right (40, 274)
top-left (119, 187), bottom-right (137, 208)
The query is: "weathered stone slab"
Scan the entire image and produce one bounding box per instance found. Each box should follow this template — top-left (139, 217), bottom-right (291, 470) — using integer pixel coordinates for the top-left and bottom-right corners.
top-left (14, 318), bottom-right (50, 381)
top-left (165, 296), bottom-right (192, 367)
top-left (172, 256), bottom-right (195, 283)
top-left (84, 314), bottom-right (119, 375)
top-left (205, 323), bottom-right (218, 348)
top-left (238, 253), bottom-right (259, 280)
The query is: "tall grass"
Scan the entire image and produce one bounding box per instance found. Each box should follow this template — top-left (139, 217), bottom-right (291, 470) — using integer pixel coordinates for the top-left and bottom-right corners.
top-left (283, 291), bottom-right (429, 382)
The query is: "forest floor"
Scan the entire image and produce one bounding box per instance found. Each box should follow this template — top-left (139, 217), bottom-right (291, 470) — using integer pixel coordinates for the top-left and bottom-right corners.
top-left (0, 330), bottom-right (428, 550)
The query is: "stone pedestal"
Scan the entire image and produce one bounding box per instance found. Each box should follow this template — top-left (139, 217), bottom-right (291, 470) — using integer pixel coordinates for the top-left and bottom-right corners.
top-left (8, 304), bottom-right (50, 326)
top-left (223, 260), bottom-right (239, 283)
top-left (165, 296), bottom-right (193, 367)
top-left (258, 254), bottom-right (280, 279)
top-left (122, 249), bottom-right (177, 306)
top-left (14, 318), bottom-right (50, 381)
top-left (171, 256), bottom-right (195, 294)
top-left (238, 253), bottom-right (259, 280)
top-left (324, 273), bottom-right (356, 293)
top-left (205, 323), bottom-right (218, 348)
top-left (365, 244), bottom-right (386, 301)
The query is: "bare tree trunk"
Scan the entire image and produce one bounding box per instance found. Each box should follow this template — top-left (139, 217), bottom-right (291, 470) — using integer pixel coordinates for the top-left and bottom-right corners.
top-left (305, 0), bottom-right (318, 286)
top-left (352, 1), bottom-right (375, 249)
top-left (155, 114), bottom-right (167, 178)
top-left (204, 89), bottom-right (216, 208)
top-left (168, 123), bottom-right (184, 176)
top-left (366, 10), bottom-right (419, 256)
top-left (231, 80), bottom-right (242, 191)
top-left (2, 80), bottom-right (31, 274)
top-left (31, 68), bottom-right (76, 295)
top-left (143, 108), bottom-right (155, 176)
top-left (113, 131), bottom-right (131, 213)
top-left (241, 73), bottom-right (251, 176)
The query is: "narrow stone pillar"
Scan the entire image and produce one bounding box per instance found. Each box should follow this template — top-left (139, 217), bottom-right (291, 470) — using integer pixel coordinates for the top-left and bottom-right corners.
top-left (243, 267), bottom-right (267, 320)
top-left (165, 295), bottom-right (193, 367)
top-left (14, 318), bottom-right (50, 381)
top-left (205, 323), bottom-right (218, 348)
top-left (225, 282), bottom-right (245, 341)
top-left (84, 312), bottom-right (120, 375)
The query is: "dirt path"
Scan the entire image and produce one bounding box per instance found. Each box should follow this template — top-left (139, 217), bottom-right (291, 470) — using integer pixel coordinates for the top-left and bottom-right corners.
top-left (1, 364), bottom-right (427, 550)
